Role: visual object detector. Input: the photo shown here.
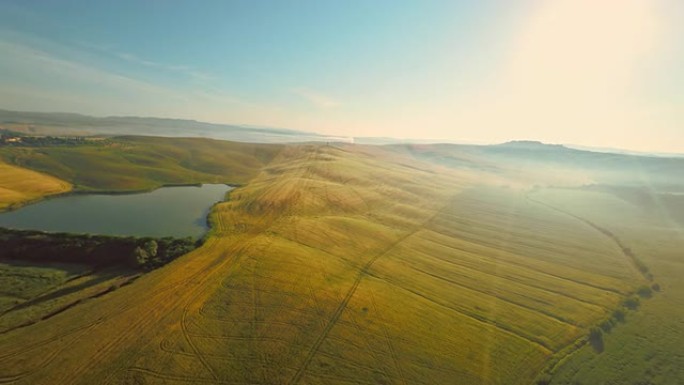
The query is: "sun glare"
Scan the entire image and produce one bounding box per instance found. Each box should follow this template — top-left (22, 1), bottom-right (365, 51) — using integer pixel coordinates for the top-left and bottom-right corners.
top-left (457, 0), bottom-right (665, 148)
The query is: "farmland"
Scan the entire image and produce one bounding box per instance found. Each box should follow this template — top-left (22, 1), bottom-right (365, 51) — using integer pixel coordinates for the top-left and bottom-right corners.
top-left (535, 188), bottom-right (684, 385)
top-left (0, 261), bottom-right (89, 314)
top-left (2, 1), bottom-right (682, 383)
top-left (0, 139), bottom-right (676, 384)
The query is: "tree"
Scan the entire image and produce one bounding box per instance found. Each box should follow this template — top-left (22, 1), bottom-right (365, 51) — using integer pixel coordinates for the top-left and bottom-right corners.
top-left (623, 296), bottom-right (640, 310)
top-left (143, 240), bottom-right (158, 257)
top-left (599, 319), bottom-right (614, 333)
top-left (588, 326), bottom-right (604, 352)
top-left (133, 247), bottom-right (149, 267)
top-left (637, 285), bottom-right (653, 298)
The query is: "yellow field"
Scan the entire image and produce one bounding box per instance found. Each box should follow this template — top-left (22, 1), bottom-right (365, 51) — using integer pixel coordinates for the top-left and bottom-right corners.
top-left (0, 144), bottom-right (648, 384)
top-left (0, 162), bottom-right (71, 211)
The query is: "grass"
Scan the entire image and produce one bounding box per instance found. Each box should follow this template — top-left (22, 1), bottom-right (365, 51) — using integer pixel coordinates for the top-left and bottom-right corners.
top-left (0, 140), bottom-right (673, 385)
top-left (0, 261), bottom-right (86, 312)
top-left (0, 260), bottom-right (138, 335)
top-left (0, 136), bottom-right (283, 191)
top-left (0, 162), bottom-right (71, 210)
top-left (532, 188), bottom-right (684, 385)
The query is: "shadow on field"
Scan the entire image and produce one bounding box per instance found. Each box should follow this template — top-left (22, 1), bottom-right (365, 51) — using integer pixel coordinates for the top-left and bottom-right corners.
top-left (1, 269), bottom-right (128, 316)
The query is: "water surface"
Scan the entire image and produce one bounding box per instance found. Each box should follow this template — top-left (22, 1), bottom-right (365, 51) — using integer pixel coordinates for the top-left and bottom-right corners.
top-left (0, 184), bottom-right (232, 238)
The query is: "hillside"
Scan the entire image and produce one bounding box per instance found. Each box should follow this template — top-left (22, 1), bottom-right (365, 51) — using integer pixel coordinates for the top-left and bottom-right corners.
top-left (393, 142), bottom-right (684, 190)
top-left (0, 163), bottom-right (71, 210)
top-left (0, 139), bottom-right (680, 384)
top-left (0, 136), bottom-right (283, 192)
top-left (0, 109), bottom-right (349, 144)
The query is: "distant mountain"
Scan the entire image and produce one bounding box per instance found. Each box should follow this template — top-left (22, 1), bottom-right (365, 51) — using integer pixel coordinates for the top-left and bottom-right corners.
top-left (495, 140), bottom-right (568, 150)
top-left (0, 109), bottom-right (352, 144)
top-left (3, 109), bottom-right (680, 161)
top-left (353, 137), bottom-right (472, 145)
top-left (565, 143), bottom-right (684, 158)
top-left (390, 140), bottom-right (684, 190)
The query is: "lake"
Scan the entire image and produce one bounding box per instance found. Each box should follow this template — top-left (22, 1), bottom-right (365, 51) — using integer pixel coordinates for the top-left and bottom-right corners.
top-left (0, 184), bottom-right (233, 238)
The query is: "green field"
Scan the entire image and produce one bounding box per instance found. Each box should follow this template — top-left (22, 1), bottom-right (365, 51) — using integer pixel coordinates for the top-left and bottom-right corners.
top-left (0, 139), bottom-right (681, 384)
top-left (0, 260), bottom-right (136, 334)
top-left (0, 136), bottom-right (282, 191)
top-left (0, 261), bottom-right (87, 312)
top-left (533, 188), bottom-right (684, 385)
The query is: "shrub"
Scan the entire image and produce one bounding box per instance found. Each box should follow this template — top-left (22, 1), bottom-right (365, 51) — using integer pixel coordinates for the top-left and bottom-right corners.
top-left (133, 247), bottom-right (149, 266)
top-left (589, 326), bottom-right (605, 352)
top-left (637, 285), bottom-right (653, 298)
top-left (623, 296), bottom-right (640, 310)
top-left (536, 374), bottom-right (552, 385)
top-left (612, 308), bottom-right (626, 323)
top-left (599, 319), bottom-right (614, 332)
top-left (589, 326), bottom-right (603, 342)
top-left (143, 240), bottom-right (158, 257)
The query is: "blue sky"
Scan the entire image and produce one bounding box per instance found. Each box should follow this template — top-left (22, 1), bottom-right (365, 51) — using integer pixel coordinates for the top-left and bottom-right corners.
top-left (1, 0), bottom-right (682, 152)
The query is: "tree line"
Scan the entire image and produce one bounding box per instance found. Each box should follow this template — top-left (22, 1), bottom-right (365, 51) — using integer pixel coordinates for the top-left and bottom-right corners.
top-left (0, 131), bottom-right (90, 147)
top-left (0, 227), bottom-right (200, 270)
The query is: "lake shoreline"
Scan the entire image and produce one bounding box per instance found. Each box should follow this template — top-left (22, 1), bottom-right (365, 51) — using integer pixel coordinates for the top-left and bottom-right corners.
top-left (1, 182), bottom-right (241, 214)
top-left (0, 184), bottom-right (234, 238)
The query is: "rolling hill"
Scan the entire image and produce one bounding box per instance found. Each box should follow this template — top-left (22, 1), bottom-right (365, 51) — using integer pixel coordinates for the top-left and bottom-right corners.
top-left (0, 137), bottom-right (681, 384)
top-left (0, 109), bottom-right (350, 144)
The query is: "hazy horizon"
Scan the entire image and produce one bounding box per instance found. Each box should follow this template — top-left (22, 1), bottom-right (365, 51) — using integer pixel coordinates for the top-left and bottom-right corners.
top-left (1, 0), bottom-right (683, 153)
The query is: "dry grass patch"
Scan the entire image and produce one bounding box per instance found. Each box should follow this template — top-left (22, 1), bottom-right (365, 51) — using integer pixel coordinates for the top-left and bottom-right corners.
top-left (0, 162), bottom-right (71, 210)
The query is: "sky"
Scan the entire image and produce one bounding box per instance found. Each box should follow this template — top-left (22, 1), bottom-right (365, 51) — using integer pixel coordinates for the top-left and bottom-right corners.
top-left (0, 0), bottom-right (682, 152)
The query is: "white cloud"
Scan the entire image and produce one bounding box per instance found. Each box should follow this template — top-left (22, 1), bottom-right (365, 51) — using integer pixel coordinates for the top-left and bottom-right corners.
top-left (0, 39), bottom-right (187, 100)
top-left (0, 37), bottom-right (260, 121)
top-left (112, 50), bottom-right (216, 81)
